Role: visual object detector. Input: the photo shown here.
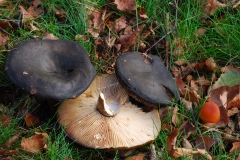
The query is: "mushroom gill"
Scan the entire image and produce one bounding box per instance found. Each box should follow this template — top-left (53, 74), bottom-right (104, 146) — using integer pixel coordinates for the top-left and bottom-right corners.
top-left (58, 74), bottom-right (161, 149)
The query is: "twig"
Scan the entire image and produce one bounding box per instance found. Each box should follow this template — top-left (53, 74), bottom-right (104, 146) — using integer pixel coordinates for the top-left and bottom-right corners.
top-left (145, 0), bottom-right (178, 53)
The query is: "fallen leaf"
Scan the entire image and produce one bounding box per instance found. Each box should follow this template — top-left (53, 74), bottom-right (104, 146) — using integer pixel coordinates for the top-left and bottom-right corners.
top-left (227, 107), bottom-right (239, 117)
top-left (205, 57), bottom-right (218, 71)
top-left (0, 20), bottom-right (12, 30)
top-left (43, 31), bottom-right (60, 40)
top-left (115, 24), bottom-right (144, 52)
top-left (202, 0), bottom-right (226, 16)
top-left (181, 98), bottom-right (192, 110)
top-left (24, 113), bottom-right (40, 127)
top-left (173, 148), bottom-right (212, 160)
top-left (212, 71), bottom-right (240, 89)
top-left (167, 128), bottom-right (179, 156)
top-left (5, 134), bottom-right (20, 148)
top-left (19, 5), bottom-right (34, 24)
top-left (21, 133), bottom-right (48, 153)
top-left (195, 28), bottom-right (206, 36)
top-left (179, 121), bottom-right (196, 138)
top-left (88, 9), bottom-right (107, 38)
top-left (182, 138), bottom-right (193, 149)
top-left (108, 17), bottom-right (127, 33)
top-left (0, 147), bottom-right (19, 155)
top-left (196, 135), bottom-right (215, 152)
top-left (209, 85), bottom-right (240, 109)
top-left (176, 74), bottom-right (201, 102)
top-left (233, 1), bottom-right (240, 8)
top-left (230, 142), bottom-right (240, 152)
top-left (0, 0), bottom-right (7, 5)
top-left (221, 66), bottom-right (240, 74)
top-left (137, 7), bottom-right (148, 19)
top-left (172, 106), bottom-right (180, 126)
top-left (0, 33), bottom-right (9, 49)
top-left (0, 113), bottom-right (11, 127)
top-left (125, 154), bottom-right (144, 160)
top-left (28, 6), bottom-right (43, 18)
top-left (228, 94), bottom-right (240, 109)
top-left (32, 0), bottom-right (41, 8)
top-left (55, 9), bottom-right (66, 22)
top-left (114, 0), bottom-right (136, 11)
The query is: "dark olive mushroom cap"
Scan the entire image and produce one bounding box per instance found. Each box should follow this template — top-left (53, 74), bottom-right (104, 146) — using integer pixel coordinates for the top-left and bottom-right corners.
top-left (115, 51), bottom-right (179, 106)
top-left (5, 40), bottom-right (96, 99)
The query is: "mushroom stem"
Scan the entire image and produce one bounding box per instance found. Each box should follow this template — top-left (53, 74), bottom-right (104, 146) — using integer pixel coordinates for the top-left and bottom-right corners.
top-left (96, 92), bottom-right (120, 117)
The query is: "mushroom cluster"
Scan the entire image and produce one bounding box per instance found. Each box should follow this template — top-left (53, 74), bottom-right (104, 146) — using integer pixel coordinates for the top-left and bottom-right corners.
top-left (5, 40), bottom-right (179, 150)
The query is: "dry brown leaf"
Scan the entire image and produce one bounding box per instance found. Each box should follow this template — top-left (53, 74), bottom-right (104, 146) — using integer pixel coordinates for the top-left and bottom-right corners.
top-left (196, 135), bottom-right (215, 152)
top-left (5, 134), bottom-right (20, 148)
top-left (233, 1), bottom-right (240, 8)
top-left (195, 28), bottom-right (206, 36)
top-left (167, 128), bottom-right (179, 156)
top-left (32, 0), bottom-right (41, 8)
top-left (209, 85), bottom-right (240, 109)
top-left (202, 0), bottom-right (226, 16)
top-left (0, 20), bottom-right (12, 30)
top-left (24, 113), bottom-right (40, 127)
top-left (125, 154), bottom-right (144, 160)
top-left (88, 9), bottom-right (106, 38)
top-left (228, 94), bottom-right (240, 109)
top-left (55, 9), bottom-right (66, 22)
top-left (21, 133), bottom-right (48, 153)
top-left (114, 0), bottom-right (136, 11)
top-left (178, 80), bottom-right (199, 101)
top-left (191, 76), bottom-right (211, 97)
top-left (19, 5), bottom-right (34, 24)
top-left (172, 106), bottom-right (180, 126)
top-left (221, 66), bottom-right (240, 74)
top-left (115, 24), bottom-right (144, 52)
top-left (137, 7), bottom-right (148, 19)
top-left (205, 57), bottom-right (218, 71)
top-left (173, 148), bottom-right (212, 160)
top-left (179, 121), bottom-right (196, 138)
top-left (230, 142), bottom-right (240, 152)
top-left (108, 17), bottom-right (127, 33)
top-left (0, 113), bottom-right (11, 127)
top-left (227, 107), bottom-right (239, 117)
top-left (159, 106), bottom-right (172, 121)
top-left (0, 147), bottom-right (19, 155)
top-left (43, 31), bottom-right (60, 40)
top-left (237, 154), bottom-right (240, 160)
top-left (183, 138), bottom-right (193, 148)
top-left (0, 33), bottom-right (9, 49)
top-left (28, 6), bottom-right (43, 18)
top-left (181, 98), bottom-right (192, 110)
top-left (0, 0), bottom-right (7, 5)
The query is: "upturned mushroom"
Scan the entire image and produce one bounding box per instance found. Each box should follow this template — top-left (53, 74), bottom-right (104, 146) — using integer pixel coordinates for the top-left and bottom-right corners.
top-left (115, 51), bottom-right (179, 107)
top-left (5, 40), bottom-right (96, 99)
top-left (58, 74), bottom-right (161, 149)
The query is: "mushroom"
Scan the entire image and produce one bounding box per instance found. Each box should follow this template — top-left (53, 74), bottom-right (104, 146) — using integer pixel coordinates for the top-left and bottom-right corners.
top-left (115, 51), bottom-right (179, 107)
top-left (5, 40), bottom-right (96, 99)
top-left (58, 74), bottom-right (161, 149)
top-left (199, 102), bottom-right (220, 123)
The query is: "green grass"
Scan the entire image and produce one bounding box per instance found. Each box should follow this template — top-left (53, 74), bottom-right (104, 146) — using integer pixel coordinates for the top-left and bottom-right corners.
top-left (0, 0), bottom-right (240, 159)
